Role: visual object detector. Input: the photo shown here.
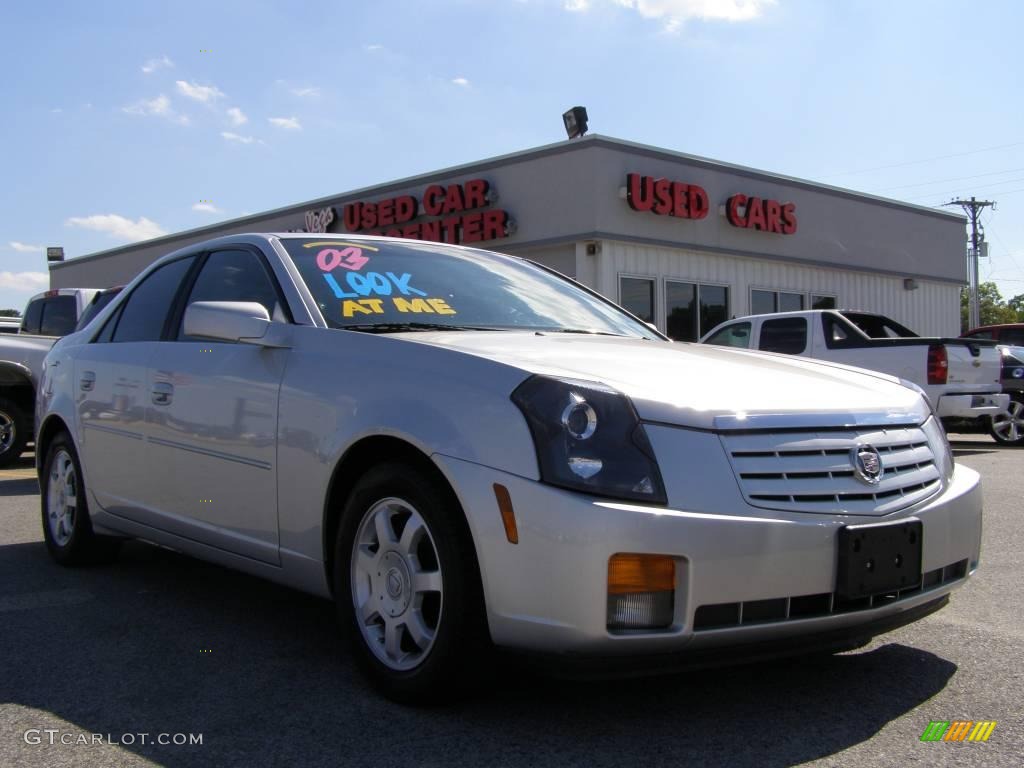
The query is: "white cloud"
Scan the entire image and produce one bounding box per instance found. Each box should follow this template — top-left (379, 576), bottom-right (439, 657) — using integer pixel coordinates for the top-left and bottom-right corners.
top-left (8, 241), bottom-right (43, 253)
top-left (226, 106), bottom-right (248, 125)
top-left (0, 272), bottom-right (49, 292)
top-left (141, 55), bottom-right (174, 74)
top-left (221, 131), bottom-right (263, 144)
top-left (364, 44), bottom-right (383, 51)
top-left (268, 116), bottom-right (301, 130)
top-left (65, 214), bottom-right (167, 242)
top-left (570, 0), bottom-right (775, 29)
top-left (452, 77), bottom-right (470, 87)
top-left (175, 80), bottom-right (225, 103)
top-left (192, 202), bottom-right (223, 214)
top-left (121, 94), bottom-right (190, 125)
top-left (50, 108), bottom-right (62, 114)
top-left (291, 86), bottom-right (320, 97)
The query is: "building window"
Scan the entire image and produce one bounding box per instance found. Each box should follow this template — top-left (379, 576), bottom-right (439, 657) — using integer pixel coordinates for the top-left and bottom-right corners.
top-left (619, 276), bottom-right (655, 324)
top-left (665, 280), bottom-right (729, 341)
top-left (665, 281), bottom-right (697, 340)
top-left (753, 289), bottom-right (836, 315)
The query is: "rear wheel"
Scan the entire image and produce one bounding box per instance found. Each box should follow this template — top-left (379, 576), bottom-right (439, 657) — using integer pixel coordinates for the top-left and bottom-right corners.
top-left (0, 396), bottom-right (29, 468)
top-left (41, 433), bottom-right (120, 565)
top-left (334, 462), bottom-right (488, 704)
top-left (988, 397), bottom-right (1024, 446)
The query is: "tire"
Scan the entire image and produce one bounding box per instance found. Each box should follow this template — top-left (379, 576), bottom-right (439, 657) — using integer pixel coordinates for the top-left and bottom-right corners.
top-left (988, 397), bottom-right (1024, 446)
top-left (333, 462), bottom-right (489, 704)
top-left (0, 396), bottom-right (30, 469)
top-left (41, 432), bottom-right (121, 566)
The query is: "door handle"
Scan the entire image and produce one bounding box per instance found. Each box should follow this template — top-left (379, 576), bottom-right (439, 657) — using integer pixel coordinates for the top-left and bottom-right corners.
top-left (80, 371), bottom-right (96, 391)
top-left (151, 381), bottom-right (174, 406)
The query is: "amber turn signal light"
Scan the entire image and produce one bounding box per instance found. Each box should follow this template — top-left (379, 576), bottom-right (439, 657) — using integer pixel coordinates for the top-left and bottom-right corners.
top-left (493, 483), bottom-right (518, 544)
top-left (607, 553), bottom-right (675, 594)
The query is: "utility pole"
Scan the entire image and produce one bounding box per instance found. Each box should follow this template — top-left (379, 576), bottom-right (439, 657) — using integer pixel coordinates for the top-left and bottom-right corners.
top-left (944, 197), bottom-right (995, 330)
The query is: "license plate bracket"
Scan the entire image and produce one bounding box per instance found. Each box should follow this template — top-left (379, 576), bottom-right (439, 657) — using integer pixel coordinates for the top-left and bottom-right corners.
top-left (836, 519), bottom-right (923, 599)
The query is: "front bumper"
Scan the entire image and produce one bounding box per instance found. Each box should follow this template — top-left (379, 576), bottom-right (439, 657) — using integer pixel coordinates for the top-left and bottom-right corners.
top-left (937, 392), bottom-right (1009, 418)
top-left (435, 454), bottom-right (982, 657)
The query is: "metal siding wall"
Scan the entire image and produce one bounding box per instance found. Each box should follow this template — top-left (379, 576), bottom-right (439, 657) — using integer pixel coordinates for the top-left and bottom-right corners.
top-left (598, 241), bottom-right (961, 337)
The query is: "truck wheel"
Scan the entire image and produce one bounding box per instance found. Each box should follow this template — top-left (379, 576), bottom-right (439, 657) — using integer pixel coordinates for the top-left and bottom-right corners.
top-left (333, 462), bottom-right (488, 704)
top-left (0, 396), bottom-right (29, 468)
top-left (41, 432), bottom-right (121, 565)
top-left (989, 397), bottom-right (1024, 446)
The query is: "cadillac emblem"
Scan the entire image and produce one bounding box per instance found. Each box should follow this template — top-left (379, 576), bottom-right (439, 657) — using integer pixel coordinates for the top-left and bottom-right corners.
top-left (852, 444), bottom-right (883, 486)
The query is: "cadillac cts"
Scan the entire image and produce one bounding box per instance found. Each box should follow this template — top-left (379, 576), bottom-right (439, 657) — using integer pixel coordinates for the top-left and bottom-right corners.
top-left (37, 234), bottom-right (982, 702)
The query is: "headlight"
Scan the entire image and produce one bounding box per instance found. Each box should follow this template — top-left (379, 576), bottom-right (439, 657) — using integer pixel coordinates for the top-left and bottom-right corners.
top-left (511, 375), bottom-right (667, 504)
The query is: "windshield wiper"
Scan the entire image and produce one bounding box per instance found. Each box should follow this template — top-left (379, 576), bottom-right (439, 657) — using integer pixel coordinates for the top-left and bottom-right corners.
top-left (542, 328), bottom-right (635, 337)
top-left (342, 322), bottom-right (505, 334)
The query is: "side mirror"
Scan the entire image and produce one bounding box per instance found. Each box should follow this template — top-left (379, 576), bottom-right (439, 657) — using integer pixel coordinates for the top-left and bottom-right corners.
top-left (183, 301), bottom-right (285, 346)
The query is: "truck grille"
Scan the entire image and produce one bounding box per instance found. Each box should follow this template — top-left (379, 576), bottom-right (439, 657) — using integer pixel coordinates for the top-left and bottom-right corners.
top-left (721, 425), bottom-right (941, 516)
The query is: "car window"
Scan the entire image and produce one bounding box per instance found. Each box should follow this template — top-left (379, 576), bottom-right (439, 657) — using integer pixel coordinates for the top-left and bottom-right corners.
top-left (1002, 328), bottom-right (1024, 345)
top-left (704, 322), bottom-right (751, 348)
top-left (964, 330), bottom-right (994, 340)
top-left (111, 257), bottom-right (195, 343)
top-left (75, 288), bottom-right (122, 332)
top-left (20, 298), bottom-right (44, 334)
top-left (281, 238), bottom-right (654, 337)
top-left (759, 317), bottom-right (807, 354)
top-left (39, 296), bottom-right (78, 336)
top-left (178, 250), bottom-right (287, 340)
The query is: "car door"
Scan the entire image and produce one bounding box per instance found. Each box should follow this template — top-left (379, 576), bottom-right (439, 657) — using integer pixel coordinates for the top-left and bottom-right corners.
top-left (141, 247), bottom-right (290, 565)
top-left (75, 256), bottom-right (196, 515)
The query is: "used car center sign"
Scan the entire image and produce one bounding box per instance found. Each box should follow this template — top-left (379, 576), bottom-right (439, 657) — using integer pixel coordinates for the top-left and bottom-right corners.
top-left (626, 172), bottom-right (798, 235)
top-left (303, 178), bottom-right (513, 245)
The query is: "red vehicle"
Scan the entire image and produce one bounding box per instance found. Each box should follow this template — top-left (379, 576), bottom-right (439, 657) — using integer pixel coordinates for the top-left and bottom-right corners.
top-left (962, 323), bottom-right (1024, 346)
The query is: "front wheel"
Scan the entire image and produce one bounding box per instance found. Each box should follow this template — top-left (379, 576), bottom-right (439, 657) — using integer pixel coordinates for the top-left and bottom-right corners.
top-left (988, 398), bottom-right (1024, 446)
top-left (41, 433), bottom-right (121, 565)
top-left (334, 462), bottom-right (488, 704)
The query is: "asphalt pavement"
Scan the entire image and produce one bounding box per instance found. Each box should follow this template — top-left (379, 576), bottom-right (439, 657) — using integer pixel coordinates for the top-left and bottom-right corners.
top-left (0, 435), bottom-right (1020, 768)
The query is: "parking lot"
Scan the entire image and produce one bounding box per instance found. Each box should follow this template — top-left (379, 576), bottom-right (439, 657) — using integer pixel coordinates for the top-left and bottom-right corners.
top-left (0, 435), bottom-right (1020, 768)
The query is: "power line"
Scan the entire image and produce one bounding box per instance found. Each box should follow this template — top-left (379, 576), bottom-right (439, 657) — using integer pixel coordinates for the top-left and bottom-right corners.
top-left (869, 166), bottom-right (1024, 193)
top-left (823, 139), bottom-right (1024, 179)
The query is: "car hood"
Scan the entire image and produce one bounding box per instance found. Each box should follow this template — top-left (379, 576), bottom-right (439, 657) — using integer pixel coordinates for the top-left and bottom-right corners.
top-left (402, 332), bottom-right (928, 429)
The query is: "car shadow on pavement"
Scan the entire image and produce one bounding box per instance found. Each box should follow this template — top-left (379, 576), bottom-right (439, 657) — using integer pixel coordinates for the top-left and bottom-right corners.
top-left (0, 539), bottom-right (957, 768)
top-left (0, 478), bottom-right (40, 497)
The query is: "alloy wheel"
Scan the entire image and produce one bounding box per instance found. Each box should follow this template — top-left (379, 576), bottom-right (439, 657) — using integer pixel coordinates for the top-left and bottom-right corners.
top-left (350, 497), bottom-right (443, 671)
top-left (991, 400), bottom-right (1024, 444)
top-left (47, 448), bottom-right (78, 547)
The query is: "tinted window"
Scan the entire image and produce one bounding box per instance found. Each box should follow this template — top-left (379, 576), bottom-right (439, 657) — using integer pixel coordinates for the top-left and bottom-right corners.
top-left (699, 285), bottom-right (728, 337)
top-left (75, 288), bottom-right (122, 332)
top-left (751, 289), bottom-right (775, 315)
top-left (704, 322), bottom-right (751, 348)
top-left (40, 296), bottom-right (78, 336)
top-left (620, 277), bottom-right (655, 325)
top-left (760, 317), bottom-right (807, 354)
top-left (21, 298), bottom-right (44, 334)
top-left (666, 281), bottom-right (696, 341)
top-left (964, 330), bottom-right (994, 340)
top-left (778, 292), bottom-right (804, 313)
top-left (1001, 328), bottom-right (1024, 345)
top-left (179, 250), bottom-right (285, 339)
top-left (812, 294), bottom-right (836, 310)
top-left (112, 257), bottom-right (194, 342)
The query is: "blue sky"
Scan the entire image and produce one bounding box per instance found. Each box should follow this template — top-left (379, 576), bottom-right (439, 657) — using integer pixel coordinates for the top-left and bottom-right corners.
top-left (3, 0), bottom-right (1024, 312)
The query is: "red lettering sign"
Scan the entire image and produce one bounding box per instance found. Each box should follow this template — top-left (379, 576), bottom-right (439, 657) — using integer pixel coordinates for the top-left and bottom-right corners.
top-left (724, 194), bottom-right (797, 235)
top-left (626, 174), bottom-right (709, 221)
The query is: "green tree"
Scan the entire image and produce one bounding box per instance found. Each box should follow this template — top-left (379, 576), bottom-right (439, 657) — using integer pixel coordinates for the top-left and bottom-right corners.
top-left (1008, 293), bottom-right (1024, 322)
top-left (960, 282), bottom-right (1018, 331)
top-left (0, 309), bottom-right (21, 317)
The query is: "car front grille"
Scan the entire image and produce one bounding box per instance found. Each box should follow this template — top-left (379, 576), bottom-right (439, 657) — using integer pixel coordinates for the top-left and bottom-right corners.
top-left (720, 425), bottom-right (941, 516)
top-left (692, 559), bottom-right (968, 631)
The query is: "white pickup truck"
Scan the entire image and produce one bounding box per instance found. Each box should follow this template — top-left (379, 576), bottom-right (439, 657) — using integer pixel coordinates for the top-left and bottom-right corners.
top-left (700, 310), bottom-right (1008, 422)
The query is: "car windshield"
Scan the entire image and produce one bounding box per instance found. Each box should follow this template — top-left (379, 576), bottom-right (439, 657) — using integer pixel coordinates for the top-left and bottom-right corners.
top-left (74, 288), bottom-right (122, 331)
top-left (281, 237), bottom-right (655, 337)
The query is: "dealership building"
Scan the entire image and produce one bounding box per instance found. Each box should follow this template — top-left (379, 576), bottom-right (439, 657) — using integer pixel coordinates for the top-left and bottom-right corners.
top-left (50, 135), bottom-right (969, 338)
